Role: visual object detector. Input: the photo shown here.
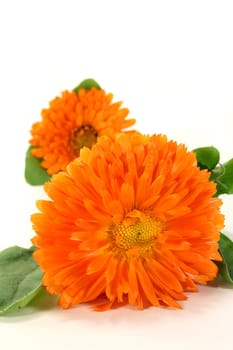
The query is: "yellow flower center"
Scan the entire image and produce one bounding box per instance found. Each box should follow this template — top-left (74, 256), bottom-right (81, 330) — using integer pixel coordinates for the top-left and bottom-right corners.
top-left (109, 211), bottom-right (163, 258)
top-left (71, 125), bottom-right (98, 155)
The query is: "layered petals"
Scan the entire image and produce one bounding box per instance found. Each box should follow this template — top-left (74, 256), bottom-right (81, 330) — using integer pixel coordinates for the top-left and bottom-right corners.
top-left (30, 88), bottom-right (135, 174)
top-left (32, 133), bottom-right (224, 310)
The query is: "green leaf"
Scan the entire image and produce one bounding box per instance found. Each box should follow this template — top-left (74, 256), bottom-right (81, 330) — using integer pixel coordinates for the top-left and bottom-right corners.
top-left (193, 146), bottom-right (220, 171)
top-left (73, 78), bottom-right (101, 94)
top-left (0, 246), bottom-right (43, 315)
top-left (217, 233), bottom-right (233, 283)
top-left (24, 146), bottom-right (51, 186)
top-left (210, 158), bottom-right (233, 196)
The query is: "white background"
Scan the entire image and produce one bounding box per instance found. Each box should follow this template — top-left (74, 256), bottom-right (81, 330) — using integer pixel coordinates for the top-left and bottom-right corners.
top-left (0, 1), bottom-right (233, 349)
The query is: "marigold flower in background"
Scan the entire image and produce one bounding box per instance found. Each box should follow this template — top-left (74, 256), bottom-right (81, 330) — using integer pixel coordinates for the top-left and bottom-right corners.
top-left (31, 133), bottom-right (224, 311)
top-left (29, 87), bottom-right (135, 175)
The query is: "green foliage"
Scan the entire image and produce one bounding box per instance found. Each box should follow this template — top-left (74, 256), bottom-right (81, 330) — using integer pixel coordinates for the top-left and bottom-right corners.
top-left (73, 78), bottom-right (101, 94)
top-left (0, 246), bottom-right (43, 315)
top-left (193, 146), bottom-right (220, 170)
top-left (24, 146), bottom-right (51, 186)
top-left (217, 233), bottom-right (233, 284)
top-left (193, 146), bottom-right (233, 197)
top-left (210, 159), bottom-right (233, 196)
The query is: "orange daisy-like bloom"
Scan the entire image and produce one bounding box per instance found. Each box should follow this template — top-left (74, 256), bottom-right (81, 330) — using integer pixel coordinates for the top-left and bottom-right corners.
top-left (30, 87), bottom-right (135, 175)
top-left (32, 133), bottom-right (224, 311)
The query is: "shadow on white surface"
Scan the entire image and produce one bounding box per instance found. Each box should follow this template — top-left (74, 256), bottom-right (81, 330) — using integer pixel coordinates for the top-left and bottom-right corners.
top-left (1, 285), bottom-right (232, 349)
top-left (1, 283), bottom-right (232, 323)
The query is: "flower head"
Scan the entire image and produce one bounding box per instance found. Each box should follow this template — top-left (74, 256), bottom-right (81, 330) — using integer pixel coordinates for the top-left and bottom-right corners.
top-left (29, 87), bottom-right (135, 175)
top-left (32, 133), bottom-right (224, 311)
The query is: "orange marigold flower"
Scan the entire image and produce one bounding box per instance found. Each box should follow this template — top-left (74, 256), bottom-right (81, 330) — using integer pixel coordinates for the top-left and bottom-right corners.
top-left (29, 88), bottom-right (135, 175)
top-left (31, 133), bottom-right (224, 311)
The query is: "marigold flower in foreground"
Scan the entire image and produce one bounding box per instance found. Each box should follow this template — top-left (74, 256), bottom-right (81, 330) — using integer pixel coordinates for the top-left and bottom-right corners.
top-left (32, 133), bottom-right (224, 311)
top-left (29, 87), bottom-right (135, 175)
